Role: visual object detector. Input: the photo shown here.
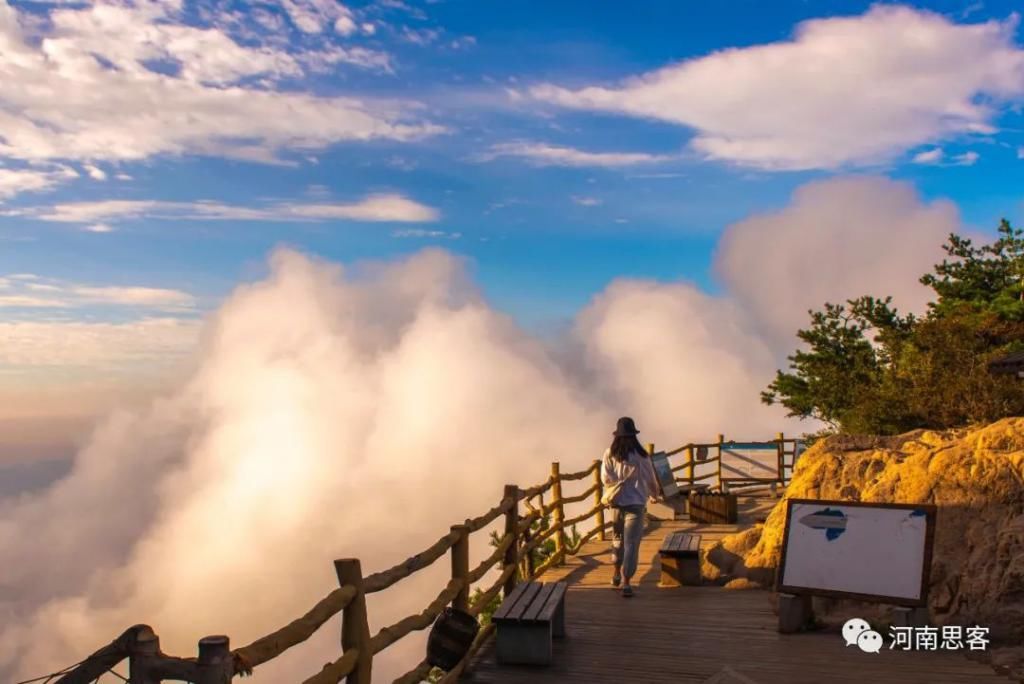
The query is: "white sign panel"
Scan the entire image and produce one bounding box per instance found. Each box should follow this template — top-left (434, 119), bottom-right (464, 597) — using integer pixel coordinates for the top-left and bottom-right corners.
top-left (720, 442), bottom-right (778, 481)
top-left (777, 499), bottom-right (936, 605)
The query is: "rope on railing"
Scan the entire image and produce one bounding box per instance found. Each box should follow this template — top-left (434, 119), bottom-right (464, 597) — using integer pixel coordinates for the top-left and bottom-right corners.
top-left (557, 461), bottom-right (598, 482)
top-left (436, 623), bottom-right (496, 684)
top-left (559, 482), bottom-right (599, 506)
top-left (232, 585), bottom-right (358, 673)
top-left (565, 521), bottom-right (613, 556)
top-left (392, 659), bottom-right (434, 684)
top-left (464, 496), bottom-right (514, 533)
top-left (469, 565), bottom-right (515, 618)
top-left (517, 476), bottom-right (554, 501)
top-left (466, 533), bottom-right (514, 584)
top-left (300, 647), bottom-right (361, 684)
top-left (363, 529), bottom-right (462, 594)
top-left (368, 579), bottom-right (465, 655)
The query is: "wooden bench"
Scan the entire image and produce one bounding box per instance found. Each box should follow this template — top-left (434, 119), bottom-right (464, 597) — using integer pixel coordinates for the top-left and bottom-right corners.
top-left (658, 531), bottom-right (702, 587)
top-left (493, 580), bottom-right (567, 665)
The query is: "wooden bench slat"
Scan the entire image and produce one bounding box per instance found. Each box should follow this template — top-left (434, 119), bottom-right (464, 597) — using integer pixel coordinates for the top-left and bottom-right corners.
top-left (521, 582), bottom-right (557, 622)
top-left (506, 581), bottom-right (544, 621)
top-left (537, 582), bottom-right (567, 623)
top-left (660, 532), bottom-right (701, 557)
top-left (493, 581), bottom-right (533, 621)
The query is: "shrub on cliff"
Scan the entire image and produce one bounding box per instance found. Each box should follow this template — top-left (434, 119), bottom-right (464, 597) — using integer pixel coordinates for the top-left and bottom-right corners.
top-left (763, 219), bottom-right (1024, 435)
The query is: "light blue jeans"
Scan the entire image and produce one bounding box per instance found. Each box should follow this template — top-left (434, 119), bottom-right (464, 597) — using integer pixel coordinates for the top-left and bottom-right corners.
top-left (611, 505), bottom-right (645, 580)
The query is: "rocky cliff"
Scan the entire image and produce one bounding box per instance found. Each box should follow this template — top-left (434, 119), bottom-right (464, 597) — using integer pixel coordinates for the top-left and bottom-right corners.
top-left (705, 417), bottom-right (1024, 644)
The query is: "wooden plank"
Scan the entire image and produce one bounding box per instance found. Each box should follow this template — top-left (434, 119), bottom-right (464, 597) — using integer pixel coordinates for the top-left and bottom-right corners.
top-left (492, 582), bottom-right (533, 622)
top-left (536, 582), bottom-right (566, 623)
top-left (521, 582), bottom-right (557, 622)
top-left (505, 582), bottom-right (543, 621)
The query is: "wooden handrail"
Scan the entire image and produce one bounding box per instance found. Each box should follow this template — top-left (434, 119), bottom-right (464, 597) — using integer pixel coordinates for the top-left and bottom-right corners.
top-left (517, 477), bottom-right (554, 501)
top-left (301, 647), bottom-right (360, 684)
top-left (363, 529), bottom-right (461, 594)
top-left (464, 497), bottom-right (514, 533)
top-left (557, 461), bottom-right (599, 481)
top-left (559, 482), bottom-right (599, 506)
top-left (233, 585), bottom-right (357, 672)
top-left (369, 578), bottom-right (464, 655)
top-left (561, 502), bottom-right (602, 530)
top-left (565, 521), bottom-right (613, 556)
top-left (393, 659), bottom-right (433, 684)
top-left (466, 533), bottom-right (514, 584)
top-left (436, 623), bottom-right (496, 684)
top-left (470, 565), bottom-right (515, 618)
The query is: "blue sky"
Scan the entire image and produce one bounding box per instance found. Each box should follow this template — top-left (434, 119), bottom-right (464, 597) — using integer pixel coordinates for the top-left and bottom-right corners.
top-left (1, 0), bottom-right (1023, 336)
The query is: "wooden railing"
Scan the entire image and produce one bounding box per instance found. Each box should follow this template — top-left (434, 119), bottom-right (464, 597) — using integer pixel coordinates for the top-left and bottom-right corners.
top-left (45, 434), bottom-right (801, 684)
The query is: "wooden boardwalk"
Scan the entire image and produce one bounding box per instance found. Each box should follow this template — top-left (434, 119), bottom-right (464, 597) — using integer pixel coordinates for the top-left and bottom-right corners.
top-left (465, 494), bottom-right (1007, 684)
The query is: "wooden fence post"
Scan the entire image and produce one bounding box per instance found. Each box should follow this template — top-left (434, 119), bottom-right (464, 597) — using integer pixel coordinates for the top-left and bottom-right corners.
top-left (776, 432), bottom-right (785, 485)
top-left (335, 559), bottom-right (372, 684)
top-left (550, 463), bottom-right (565, 565)
top-left (195, 635), bottom-right (233, 684)
top-left (451, 524), bottom-right (470, 612)
top-left (503, 484), bottom-right (519, 596)
top-left (592, 459), bottom-right (606, 541)
top-left (717, 434), bottom-right (725, 492)
top-left (128, 625), bottom-right (160, 684)
top-left (686, 444), bottom-right (695, 485)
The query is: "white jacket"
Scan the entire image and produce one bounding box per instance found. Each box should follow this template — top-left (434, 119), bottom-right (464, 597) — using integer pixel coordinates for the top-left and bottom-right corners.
top-left (601, 448), bottom-right (660, 507)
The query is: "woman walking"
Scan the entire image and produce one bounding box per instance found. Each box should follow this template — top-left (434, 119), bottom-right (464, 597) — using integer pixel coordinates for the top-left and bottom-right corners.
top-left (601, 416), bottom-right (660, 597)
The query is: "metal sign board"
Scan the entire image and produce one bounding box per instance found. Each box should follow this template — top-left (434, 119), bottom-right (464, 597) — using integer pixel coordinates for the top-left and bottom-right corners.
top-left (776, 498), bottom-right (937, 606)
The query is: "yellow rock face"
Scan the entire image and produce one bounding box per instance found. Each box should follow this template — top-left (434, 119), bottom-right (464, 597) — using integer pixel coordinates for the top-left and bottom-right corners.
top-left (705, 418), bottom-right (1024, 640)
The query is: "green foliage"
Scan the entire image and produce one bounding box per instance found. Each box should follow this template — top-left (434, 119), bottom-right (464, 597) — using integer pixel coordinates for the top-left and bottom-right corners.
top-left (764, 219), bottom-right (1024, 435)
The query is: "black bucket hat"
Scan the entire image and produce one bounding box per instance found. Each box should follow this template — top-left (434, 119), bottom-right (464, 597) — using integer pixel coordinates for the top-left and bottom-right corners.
top-left (613, 416), bottom-right (640, 437)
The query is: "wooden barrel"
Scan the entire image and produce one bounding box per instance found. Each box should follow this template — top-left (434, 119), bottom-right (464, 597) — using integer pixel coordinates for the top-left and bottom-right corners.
top-left (427, 607), bottom-right (479, 670)
top-left (687, 491), bottom-right (738, 524)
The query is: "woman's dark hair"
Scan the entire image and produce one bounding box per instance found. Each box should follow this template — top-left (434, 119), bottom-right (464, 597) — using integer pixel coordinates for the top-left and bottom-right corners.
top-left (610, 435), bottom-right (647, 462)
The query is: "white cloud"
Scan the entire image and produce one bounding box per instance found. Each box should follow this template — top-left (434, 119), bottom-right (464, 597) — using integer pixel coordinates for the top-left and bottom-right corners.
top-left (16, 193), bottom-right (440, 225)
top-left (913, 148), bottom-right (944, 164)
top-left (952, 150), bottom-right (980, 166)
top-left (0, 0), bottom-right (439, 170)
top-left (83, 223), bottom-right (114, 233)
top-left (531, 6), bottom-right (1024, 170)
top-left (0, 167), bottom-right (77, 200)
top-left (0, 247), bottom-right (791, 684)
top-left (1018, 146), bottom-right (1024, 159)
top-left (401, 26), bottom-right (441, 46)
top-left (83, 164), bottom-right (107, 181)
top-left (484, 141), bottom-right (671, 167)
top-left (714, 176), bottom-right (963, 349)
top-left (0, 317), bottom-right (200, 371)
top-left (391, 228), bottom-right (461, 238)
top-left (912, 147), bottom-right (980, 166)
top-left (571, 195), bottom-right (602, 206)
top-left (278, 0), bottom-right (357, 34)
top-left (0, 275), bottom-right (196, 310)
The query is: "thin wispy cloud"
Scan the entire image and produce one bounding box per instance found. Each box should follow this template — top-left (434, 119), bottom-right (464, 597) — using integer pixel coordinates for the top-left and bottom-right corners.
top-left (483, 141), bottom-right (671, 167)
top-left (0, 275), bottom-right (197, 310)
top-left (391, 228), bottom-right (462, 239)
top-left (0, 167), bottom-right (78, 201)
top-left (12, 194), bottom-right (440, 226)
top-left (531, 6), bottom-right (1024, 170)
top-left (911, 148), bottom-right (980, 166)
top-left (913, 148), bottom-right (945, 165)
top-left (571, 196), bottom-right (603, 206)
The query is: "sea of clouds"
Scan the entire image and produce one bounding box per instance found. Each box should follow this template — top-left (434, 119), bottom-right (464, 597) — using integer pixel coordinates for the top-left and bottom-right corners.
top-left (0, 177), bottom-right (966, 681)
